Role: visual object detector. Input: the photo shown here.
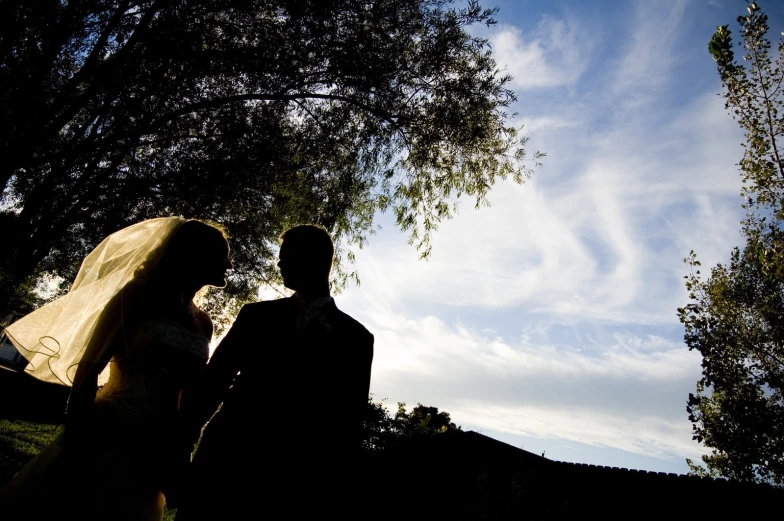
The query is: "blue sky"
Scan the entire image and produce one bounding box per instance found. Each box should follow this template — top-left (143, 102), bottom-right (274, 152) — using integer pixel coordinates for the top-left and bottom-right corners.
top-left (303, 0), bottom-right (784, 474)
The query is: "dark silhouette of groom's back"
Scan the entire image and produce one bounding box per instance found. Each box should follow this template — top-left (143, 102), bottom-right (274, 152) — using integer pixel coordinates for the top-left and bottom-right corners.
top-left (176, 225), bottom-right (373, 519)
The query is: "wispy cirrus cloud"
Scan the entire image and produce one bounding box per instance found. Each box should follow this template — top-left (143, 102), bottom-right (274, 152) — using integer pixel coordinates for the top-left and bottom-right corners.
top-left (334, 0), bottom-right (749, 473)
top-left (456, 404), bottom-right (701, 462)
top-left (488, 16), bottom-right (590, 90)
top-left (336, 293), bottom-right (705, 461)
top-left (610, 0), bottom-right (690, 110)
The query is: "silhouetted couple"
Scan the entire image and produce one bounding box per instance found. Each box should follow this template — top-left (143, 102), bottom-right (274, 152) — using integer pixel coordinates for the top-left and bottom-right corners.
top-left (176, 224), bottom-right (374, 519)
top-left (0, 220), bottom-right (373, 521)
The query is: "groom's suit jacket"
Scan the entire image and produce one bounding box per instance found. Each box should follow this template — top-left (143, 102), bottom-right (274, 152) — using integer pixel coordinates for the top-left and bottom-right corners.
top-left (178, 295), bottom-right (373, 513)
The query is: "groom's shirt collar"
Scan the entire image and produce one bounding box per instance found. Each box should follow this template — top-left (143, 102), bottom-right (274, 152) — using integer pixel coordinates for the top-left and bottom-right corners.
top-left (295, 296), bottom-right (335, 331)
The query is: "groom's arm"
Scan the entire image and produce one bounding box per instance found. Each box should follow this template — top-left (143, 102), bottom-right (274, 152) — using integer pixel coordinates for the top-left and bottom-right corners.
top-left (178, 306), bottom-right (251, 444)
top-left (349, 328), bottom-right (374, 450)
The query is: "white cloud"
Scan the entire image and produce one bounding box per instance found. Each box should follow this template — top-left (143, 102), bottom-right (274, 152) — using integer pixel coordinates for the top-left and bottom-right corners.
top-left (489, 17), bottom-right (588, 90)
top-left (518, 116), bottom-right (578, 135)
top-left (455, 404), bottom-right (703, 461)
top-left (330, 1), bottom-right (749, 471)
top-left (611, 0), bottom-right (690, 109)
top-left (343, 4), bottom-right (739, 327)
top-left (345, 91), bottom-right (742, 323)
top-left (335, 296), bottom-right (705, 461)
top-left (354, 304), bottom-right (700, 393)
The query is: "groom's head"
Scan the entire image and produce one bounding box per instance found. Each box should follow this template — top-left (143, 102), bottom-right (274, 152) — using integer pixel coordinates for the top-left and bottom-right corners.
top-left (277, 224), bottom-right (334, 292)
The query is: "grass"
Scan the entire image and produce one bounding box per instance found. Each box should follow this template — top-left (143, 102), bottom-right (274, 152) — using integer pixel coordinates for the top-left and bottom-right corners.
top-left (0, 370), bottom-right (187, 518)
top-left (0, 418), bottom-right (60, 484)
top-left (0, 417), bottom-right (178, 520)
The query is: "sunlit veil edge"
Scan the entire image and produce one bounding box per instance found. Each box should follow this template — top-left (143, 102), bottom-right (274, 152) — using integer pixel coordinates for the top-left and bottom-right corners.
top-left (2, 217), bottom-right (187, 387)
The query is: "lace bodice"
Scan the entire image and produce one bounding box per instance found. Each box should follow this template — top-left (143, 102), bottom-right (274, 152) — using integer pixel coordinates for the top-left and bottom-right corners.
top-left (95, 319), bottom-right (209, 430)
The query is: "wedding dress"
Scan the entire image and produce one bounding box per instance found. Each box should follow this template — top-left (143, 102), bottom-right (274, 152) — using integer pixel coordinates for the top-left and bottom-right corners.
top-left (0, 318), bottom-right (209, 521)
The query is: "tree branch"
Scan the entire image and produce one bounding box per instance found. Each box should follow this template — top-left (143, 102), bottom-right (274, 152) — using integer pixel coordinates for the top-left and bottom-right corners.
top-left (45, 0), bottom-right (170, 143)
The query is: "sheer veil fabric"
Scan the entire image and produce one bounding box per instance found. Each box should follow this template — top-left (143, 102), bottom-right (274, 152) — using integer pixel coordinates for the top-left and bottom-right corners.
top-left (3, 217), bottom-right (187, 387)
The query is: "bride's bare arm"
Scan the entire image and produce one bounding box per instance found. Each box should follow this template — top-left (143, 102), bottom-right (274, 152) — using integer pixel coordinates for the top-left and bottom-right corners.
top-left (178, 306), bottom-right (248, 444)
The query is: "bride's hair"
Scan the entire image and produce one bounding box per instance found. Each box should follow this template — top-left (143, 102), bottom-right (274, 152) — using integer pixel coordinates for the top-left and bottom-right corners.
top-left (134, 219), bottom-right (229, 282)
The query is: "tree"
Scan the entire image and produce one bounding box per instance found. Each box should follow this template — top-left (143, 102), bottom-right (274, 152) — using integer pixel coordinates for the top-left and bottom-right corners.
top-left (361, 398), bottom-right (460, 453)
top-left (362, 395), bottom-right (396, 453)
top-left (0, 0), bottom-right (542, 319)
top-left (392, 402), bottom-right (461, 436)
top-left (678, 1), bottom-right (784, 485)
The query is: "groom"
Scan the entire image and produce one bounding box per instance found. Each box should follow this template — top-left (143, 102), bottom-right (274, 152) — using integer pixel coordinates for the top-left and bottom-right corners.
top-left (175, 224), bottom-right (374, 519)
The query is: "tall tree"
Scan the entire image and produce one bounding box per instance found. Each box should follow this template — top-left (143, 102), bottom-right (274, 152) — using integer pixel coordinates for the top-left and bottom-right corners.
top-left (0, 0), bottom-right (541, 318)
top-left (679, 1), bottom-right (784, 485)
top-left (361, 398), bottom-right (460, 453)
top-left (392, 402), bottom-right (461, 436)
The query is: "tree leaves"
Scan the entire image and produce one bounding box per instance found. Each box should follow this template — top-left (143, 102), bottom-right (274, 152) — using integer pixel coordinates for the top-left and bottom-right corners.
top-left (682, 1), bottom-right (784, 485)
top-left (362, 397), bottom-right (461, 453)
top-left (0, 0), bottom-right (541, 319)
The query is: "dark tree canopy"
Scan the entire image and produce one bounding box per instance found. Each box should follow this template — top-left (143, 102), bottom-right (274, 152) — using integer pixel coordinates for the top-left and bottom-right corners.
top-left (392, 402), bottom-right (461, 437)
top-left (679, 1), bottom-right (784, 485)
top-left (0, 0), bottom-right (540, 319)
top-left (362, 395), bottom-right (396, 453)
top-left (362, 397), bottom-right (460, 453)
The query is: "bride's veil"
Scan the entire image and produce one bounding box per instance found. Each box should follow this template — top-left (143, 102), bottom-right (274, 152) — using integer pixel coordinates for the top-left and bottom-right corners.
top-left (3, 217), bottom-right (186, 387)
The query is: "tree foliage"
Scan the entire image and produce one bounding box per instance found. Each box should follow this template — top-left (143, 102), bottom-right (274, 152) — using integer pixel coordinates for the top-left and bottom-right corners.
top-left (392, 401), bottom-right (461, 436)
top-left (362, 397), bottom-right (460, 453)
top-left (679, 1), bottom-right (784, 485)
top-left (362, 395), bottom-right (397, 453)
top-left (0, 0), bottom-right (542, 319)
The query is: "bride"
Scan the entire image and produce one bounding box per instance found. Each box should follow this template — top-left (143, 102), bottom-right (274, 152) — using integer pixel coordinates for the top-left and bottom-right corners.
top-left (0, 217), bottom-right (232, 521)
